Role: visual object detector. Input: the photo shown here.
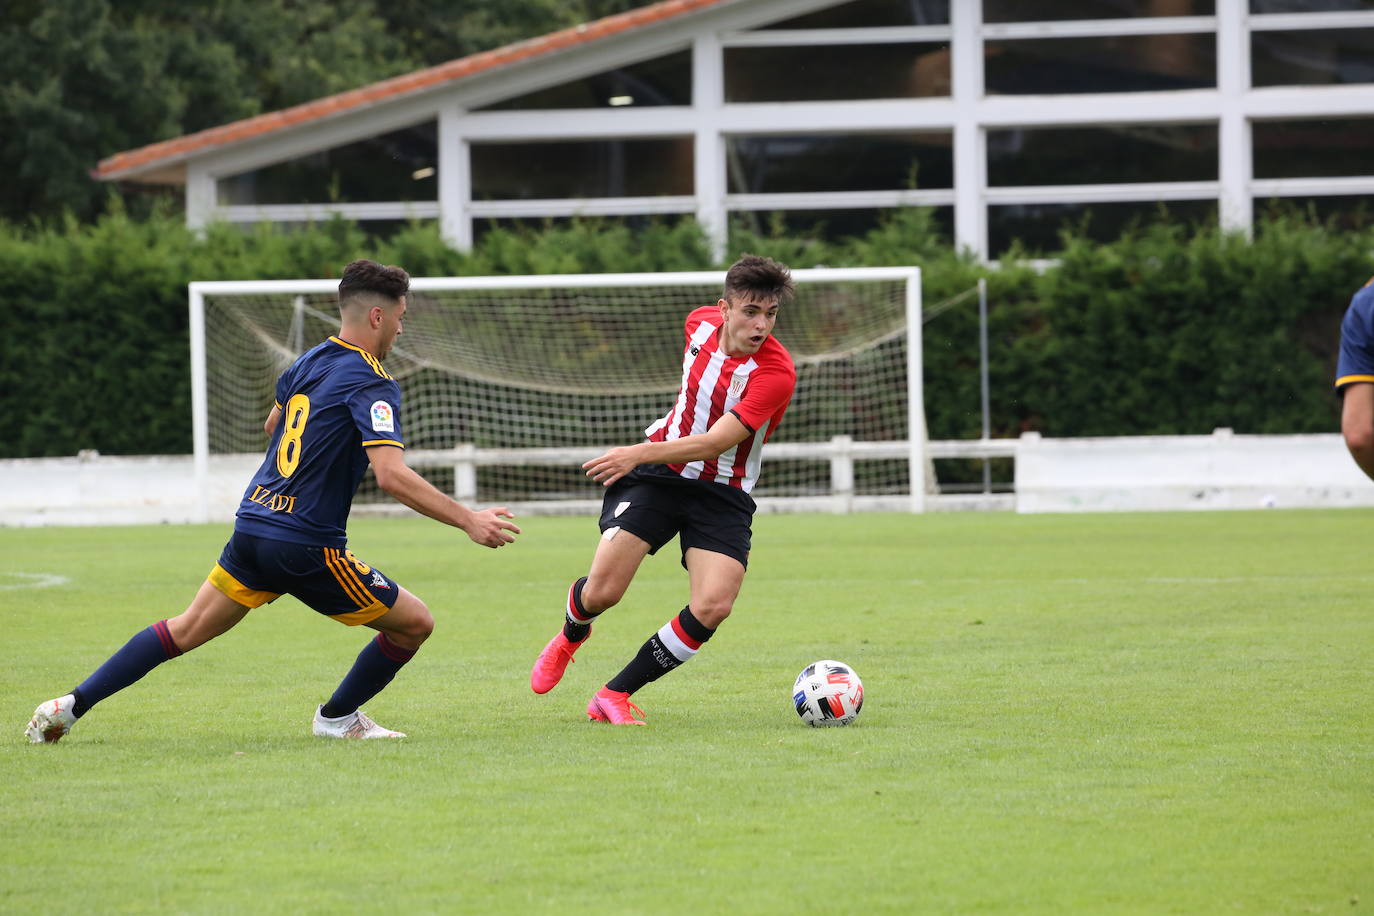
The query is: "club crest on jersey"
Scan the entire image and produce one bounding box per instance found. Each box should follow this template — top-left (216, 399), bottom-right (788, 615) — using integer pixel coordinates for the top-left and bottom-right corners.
top-left (370, 401), bottom-right (394, 432)
top-left (729, 375), bottom-right (747, 398)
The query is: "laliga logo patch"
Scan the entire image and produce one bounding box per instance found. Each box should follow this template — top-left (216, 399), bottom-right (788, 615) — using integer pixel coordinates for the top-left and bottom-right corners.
top-left (370, 401), bottom-right (394, 432)
top-left (371, 571), bottom-right (388, 589)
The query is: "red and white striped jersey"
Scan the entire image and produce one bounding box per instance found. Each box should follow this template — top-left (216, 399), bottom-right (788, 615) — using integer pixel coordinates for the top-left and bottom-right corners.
top-left (644, 305), bottom-right (796, 493)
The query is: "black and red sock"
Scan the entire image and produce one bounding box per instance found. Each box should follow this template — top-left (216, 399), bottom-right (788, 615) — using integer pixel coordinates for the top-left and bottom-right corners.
top-left (562, 576), bottom-right (600, 642)
top-left (606, 606), bottom-right (714, 695)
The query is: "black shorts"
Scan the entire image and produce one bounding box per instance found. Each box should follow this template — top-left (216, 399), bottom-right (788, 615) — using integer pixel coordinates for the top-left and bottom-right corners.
top-left (598, 465), bottom-right (756, 569)
top-left (209, 531), bottom-right (400, 626)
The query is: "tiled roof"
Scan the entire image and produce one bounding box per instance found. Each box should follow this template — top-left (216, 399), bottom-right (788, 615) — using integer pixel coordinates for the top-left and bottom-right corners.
top-left (94, 0), bottom-right (734, 182)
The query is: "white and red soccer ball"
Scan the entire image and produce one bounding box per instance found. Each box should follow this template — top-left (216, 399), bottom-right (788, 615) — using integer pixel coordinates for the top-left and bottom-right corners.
top-left (792, 659), bottom-right (864, 727)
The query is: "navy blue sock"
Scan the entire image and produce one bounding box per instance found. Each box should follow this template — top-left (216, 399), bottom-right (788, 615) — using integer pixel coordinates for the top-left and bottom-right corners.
top-left (321, 634), bottom-right (418, 719)
top-left (72, 620), bottom-right (183, 717)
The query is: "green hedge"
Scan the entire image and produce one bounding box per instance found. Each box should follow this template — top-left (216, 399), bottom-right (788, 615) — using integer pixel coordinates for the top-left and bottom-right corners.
top-left (991, 215), bottom-right (1368, 438)
top-left (1, 205), bottom-right (1368, 458)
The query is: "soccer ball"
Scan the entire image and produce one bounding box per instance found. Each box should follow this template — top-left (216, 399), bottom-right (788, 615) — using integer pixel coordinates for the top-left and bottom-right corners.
top-left (792, 659), bottom-right (864, 727)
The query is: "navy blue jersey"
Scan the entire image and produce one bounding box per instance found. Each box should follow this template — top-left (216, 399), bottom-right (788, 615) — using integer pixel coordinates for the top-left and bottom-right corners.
top-left (1336, 277), bottom-right (1374, 391)
top-left (235, 337), bottom-right (404, 547)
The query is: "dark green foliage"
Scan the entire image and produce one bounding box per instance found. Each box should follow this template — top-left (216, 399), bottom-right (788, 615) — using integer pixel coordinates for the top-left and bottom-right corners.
top-left (995, 215), bottom-right (1367, 439)
top-left (0, 209), bottom-right (377, 457)
top-left (374, 0), bottom-right (651, 75)
top-left (1, 0), bottom-right (414, 224)
top-left (0, 212), bottom-right (717, 458)
top-left (1, 209), bottom-right (1368, 458)
top-left (0, 0), bottom-right (662, 225)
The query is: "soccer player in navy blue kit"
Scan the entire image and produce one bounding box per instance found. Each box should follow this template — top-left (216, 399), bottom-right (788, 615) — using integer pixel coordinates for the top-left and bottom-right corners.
top-left (1337, 277), bottom-right (1374, 481)
top-left (26, 259), bottom-right (520, 742)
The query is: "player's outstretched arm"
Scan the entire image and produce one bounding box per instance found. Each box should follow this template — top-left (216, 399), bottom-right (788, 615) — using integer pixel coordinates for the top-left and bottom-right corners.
top-left (1341, 383), bottom-right (1374, 482)
top-left (583, 413), bottom-right (752, 487)
top-left (367, 445), bottom-right (520, 548)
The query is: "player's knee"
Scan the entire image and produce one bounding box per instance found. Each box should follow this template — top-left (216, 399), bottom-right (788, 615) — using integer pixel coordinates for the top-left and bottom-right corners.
top-left (410, 605), bottom-right (435, 642)
top-left (580, 580), bottom-right (624, 614)
top-left (691, 600), bottom-right (732, 628)
top-left (167, 611), bottom-right (209, 652)
top-left (387, 596), bottom-right (428, 645)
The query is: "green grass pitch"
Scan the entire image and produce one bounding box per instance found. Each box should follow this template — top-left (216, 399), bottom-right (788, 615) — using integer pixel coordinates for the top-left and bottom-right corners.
top-left (2, 510), bottom-right (1371, 914)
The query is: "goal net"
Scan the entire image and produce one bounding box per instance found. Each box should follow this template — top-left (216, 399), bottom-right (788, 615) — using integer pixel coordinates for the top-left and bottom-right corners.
top-left (188, 268), bottom-right (926, 517)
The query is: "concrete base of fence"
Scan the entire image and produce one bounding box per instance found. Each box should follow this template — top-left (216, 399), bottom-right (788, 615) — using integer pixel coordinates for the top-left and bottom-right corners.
top-left (1, 430), bottom-right (1369, 526)
top-left (1014, 430), bottom-right (1374, 513)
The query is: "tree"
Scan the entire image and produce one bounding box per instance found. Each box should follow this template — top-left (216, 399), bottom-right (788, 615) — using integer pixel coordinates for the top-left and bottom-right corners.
top-left (0, 0), bottom-right (656, 225)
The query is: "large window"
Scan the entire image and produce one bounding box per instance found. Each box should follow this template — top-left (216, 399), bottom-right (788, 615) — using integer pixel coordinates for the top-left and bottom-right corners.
top-left (762, 0), bottom-right (950, 28)
top-left (727, 132), bottom-right (952, 194)
top-left (724, 43), bottom-right (951, 101)
top-left (1253, 118), bottom-right (1374, 178)
top-left (986, 34), bottom-right (1216, 94)
top-left (988, 125), bottom-right (1218, 186)
top-left (1251, 0), bottom-right (1374, 11)
top-left (985, 0), bottom-right (1215, 20)
top-left (477, 51), bottom-right (692, 110)
top-left (1251, 28), bottom-right (1374, 86)
top-left (217, 123), bottom-right (437, 206)
top-left (470, 138), bottom-right (693, 200)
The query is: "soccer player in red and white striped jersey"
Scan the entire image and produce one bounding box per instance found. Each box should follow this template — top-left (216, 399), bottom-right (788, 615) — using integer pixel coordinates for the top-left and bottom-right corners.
top-left (643, 296), bottom-right (794, 493)
top-left (530, 255), bottom-right (797, 724)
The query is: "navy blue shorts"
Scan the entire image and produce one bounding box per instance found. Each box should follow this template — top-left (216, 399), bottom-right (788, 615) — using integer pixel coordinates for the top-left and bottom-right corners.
top-left (209, 531), bottom-right (400, 626)
top-left (598, 466), bottom-right (755, 569)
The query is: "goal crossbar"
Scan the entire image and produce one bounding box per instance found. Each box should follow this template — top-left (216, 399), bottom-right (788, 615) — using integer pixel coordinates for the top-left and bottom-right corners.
top-left (188, 266), bottom-right (921, 297)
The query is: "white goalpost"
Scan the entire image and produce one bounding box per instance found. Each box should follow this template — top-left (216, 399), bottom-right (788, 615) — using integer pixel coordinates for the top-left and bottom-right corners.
top-left (187, 267), bottom-right (927, 522)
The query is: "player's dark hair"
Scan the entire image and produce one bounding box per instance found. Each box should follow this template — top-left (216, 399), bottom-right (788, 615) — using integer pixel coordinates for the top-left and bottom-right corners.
top-left (338, 259), bottom-right (410, 307)
top-left (724, 254), bottom-right (794, 305)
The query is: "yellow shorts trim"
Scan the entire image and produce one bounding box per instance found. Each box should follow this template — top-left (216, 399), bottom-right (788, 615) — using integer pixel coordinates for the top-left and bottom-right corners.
top-left (328, 604), bottom-right (391, 626)
top-left (208, 563), bottom-right (281, 609)
top-left (322, 548), bottom-right (390, 626)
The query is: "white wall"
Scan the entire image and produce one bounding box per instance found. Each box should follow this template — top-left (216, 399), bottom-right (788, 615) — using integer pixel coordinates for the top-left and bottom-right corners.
top-left (0, 453), bottom-right (260, 527)
top-left (1014, 430), bottom-right (1374, 513)
top-left (1, 431), bottom-right (1369, 527)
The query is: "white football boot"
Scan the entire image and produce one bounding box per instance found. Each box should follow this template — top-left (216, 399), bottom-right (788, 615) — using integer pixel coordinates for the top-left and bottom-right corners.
top-left (311, 706), bottom-right (406, 739)
top-left (25, 694), bottom-right (78, 744)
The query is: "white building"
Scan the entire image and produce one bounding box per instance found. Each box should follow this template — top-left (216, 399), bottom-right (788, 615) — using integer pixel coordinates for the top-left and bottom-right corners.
top-left (94, 0), bottom-right (1374, 260)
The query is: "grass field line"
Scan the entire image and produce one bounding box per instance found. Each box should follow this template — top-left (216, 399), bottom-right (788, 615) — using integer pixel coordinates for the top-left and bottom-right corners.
top-left (0, 571), bottom-right (71, 590)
